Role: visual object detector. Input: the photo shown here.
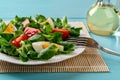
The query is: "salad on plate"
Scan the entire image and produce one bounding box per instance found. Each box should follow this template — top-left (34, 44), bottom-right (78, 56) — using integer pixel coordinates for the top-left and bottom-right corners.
top-left (0, 14), bottom-right (82, 62)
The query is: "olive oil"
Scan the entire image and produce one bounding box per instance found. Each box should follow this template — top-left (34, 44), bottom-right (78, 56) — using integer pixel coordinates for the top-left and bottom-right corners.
top-left (87, 2), bottom-right (119, 36)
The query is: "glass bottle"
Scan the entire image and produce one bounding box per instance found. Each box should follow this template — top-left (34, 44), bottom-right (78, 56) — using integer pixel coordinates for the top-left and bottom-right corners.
top-left (86, 0), bottom-right (119, 36)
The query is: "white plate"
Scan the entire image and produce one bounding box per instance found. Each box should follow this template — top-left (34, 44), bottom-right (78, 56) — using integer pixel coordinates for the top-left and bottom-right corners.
top-left (0, 22), bottom-right (86, 65)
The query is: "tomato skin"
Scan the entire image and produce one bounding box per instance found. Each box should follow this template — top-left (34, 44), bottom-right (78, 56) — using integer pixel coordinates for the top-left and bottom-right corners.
top-left (24, 27), bottom-right (41, 38)
top-left (12, 34), bottom-right (28, 47)
top-left (12, 40), bottom-right (20, 47)
top-left (15, 34), bottom-right (28, 42)
top-left (52, 28), bottom-right (70, 39)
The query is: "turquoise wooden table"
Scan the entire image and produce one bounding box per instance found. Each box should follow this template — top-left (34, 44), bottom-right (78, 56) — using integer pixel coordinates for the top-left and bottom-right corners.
top-left (0, 0), bottom-right (120, 80)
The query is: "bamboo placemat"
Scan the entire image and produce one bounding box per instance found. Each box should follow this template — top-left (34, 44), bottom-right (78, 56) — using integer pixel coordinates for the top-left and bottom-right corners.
top-left (0, 22), bottom-right (109, 72)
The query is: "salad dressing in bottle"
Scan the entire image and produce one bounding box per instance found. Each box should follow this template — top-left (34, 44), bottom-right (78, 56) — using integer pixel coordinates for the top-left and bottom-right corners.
top-left (86, 0), bottom-right (119, 36)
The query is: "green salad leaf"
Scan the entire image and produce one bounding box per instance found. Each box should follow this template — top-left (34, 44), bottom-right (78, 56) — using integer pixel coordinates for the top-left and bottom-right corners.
top-left (35, 14), bottom-right (47, 23)
top-left (0, 45), bottom-right (19, 56)
top-left (0, 36), bottom-right (11, 46)
top-left (62, 16), bottom-right (67, 26)
top-left (55, 18), bottom-right (63, 28)
top-left (26, 22), bottom-right (43, 29)
top-left (28, 51), bottom-right (38, 59)
top-left (16, 40), bottom-right (34, 62)
top-left (38, 44), bottom-right (58, 60)
top-left (13, 30), bottom-right (23, 38)
top-left (69, 27), bottom-right (82, 37)
top-left (43, 24), bottom-right (53, 34)
top-left (28, 33), bottom-right (45, 42)
top-left (0, 33), bottom-right (13, 41)
top-left (58, 41), bottom-right (75, 54)
top-left (0, 19), bottom-right (2, 22)
top-left (42, 32), bottom-right (62, 43)
top-left (0, 21), bottom-right (7, 33)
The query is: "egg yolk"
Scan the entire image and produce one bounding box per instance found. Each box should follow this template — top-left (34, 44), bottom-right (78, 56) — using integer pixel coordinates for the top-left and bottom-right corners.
top-left (42, 42), bottom-right (60, 49)
top-left (4, 23), bottom-right (16, 33)
top-left (42, 42), bottom-right (51, 48)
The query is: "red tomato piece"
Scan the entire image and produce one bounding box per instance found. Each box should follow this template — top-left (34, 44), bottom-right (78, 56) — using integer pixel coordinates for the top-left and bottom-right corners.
top-left (52, 28), bottom-right (70, 39)
top-left (12, 40), bottom-right (20, 48)
top-left (24, 27), bottom-right (41, 38)
top-left (12, 34), bottom-right (28, 47)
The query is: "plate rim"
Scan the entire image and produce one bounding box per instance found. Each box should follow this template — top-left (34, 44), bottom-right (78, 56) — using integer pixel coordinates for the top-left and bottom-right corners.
top-left (0, 47), bottom-right (85, 65)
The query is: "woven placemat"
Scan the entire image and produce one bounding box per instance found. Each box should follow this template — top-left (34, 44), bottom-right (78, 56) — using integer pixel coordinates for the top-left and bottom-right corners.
top-left (0, 22), bottom-right (109, 72)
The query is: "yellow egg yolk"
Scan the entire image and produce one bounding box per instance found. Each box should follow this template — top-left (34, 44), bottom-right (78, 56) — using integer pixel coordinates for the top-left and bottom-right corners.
top-left (42, 42), bottom-right (51, 48)
top-left (3, 23), bottom-right (16, 34)
top-left (42, 42), bottom-right (60, 49)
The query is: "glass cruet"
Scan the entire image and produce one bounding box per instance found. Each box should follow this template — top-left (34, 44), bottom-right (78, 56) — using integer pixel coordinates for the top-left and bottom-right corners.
top-left (86, 0), bottom-right (119, 36)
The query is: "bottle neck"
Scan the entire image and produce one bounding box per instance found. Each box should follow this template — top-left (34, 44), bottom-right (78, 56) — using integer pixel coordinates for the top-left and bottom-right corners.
top-left (97, 0), bottom-right (111, 6)
top-left (97, 0), bottom-right (103, 2)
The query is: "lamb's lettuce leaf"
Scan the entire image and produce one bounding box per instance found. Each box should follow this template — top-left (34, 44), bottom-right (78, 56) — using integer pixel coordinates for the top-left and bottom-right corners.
top-left (28, 33), bottom-right (45, 42)
top-left (35, 14), bottom-right (47, 23)
top-left (16, 40), bottom-right (33, 62)
top-left (42, 32), bottom-right (62, 43)
top-left (69, 27), bottom-right (82, 37)
top-left (0, 33), bottom-right (13, 41)
top-left (0, 36), bottom-right (11, 46)
top-left (38, 44), bottom-right (58, 60)
top-left (58, 41), bottom-right (75, 54)
top-left (62, 16), bottom-right (67, 26)
top-left (0, 20), bottom-right (7, 33)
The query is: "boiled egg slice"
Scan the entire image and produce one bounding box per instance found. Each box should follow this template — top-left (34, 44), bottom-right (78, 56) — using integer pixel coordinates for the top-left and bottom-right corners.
top-left (32, 41), bottom-right (64, 53)
top-left (3, 22), bottom-right (17, 34)
top-left (40, 18), bottom-right (54, 28)
top-left (47, 18), bottom-right (54, 28)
